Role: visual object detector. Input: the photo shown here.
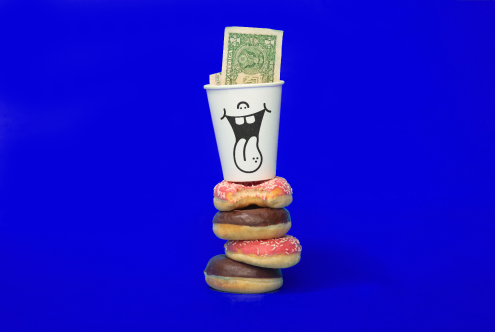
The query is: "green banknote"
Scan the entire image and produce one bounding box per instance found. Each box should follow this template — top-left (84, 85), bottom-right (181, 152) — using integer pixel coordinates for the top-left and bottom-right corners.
top-left (220, 27), bottom-right (283, 85)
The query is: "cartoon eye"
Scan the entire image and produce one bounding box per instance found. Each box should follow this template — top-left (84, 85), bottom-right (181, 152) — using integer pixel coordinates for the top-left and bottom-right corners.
top-left (237, 101), bottom-right (250, 110)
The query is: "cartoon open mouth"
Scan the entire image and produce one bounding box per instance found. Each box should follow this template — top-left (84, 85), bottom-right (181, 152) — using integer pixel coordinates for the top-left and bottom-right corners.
top-left (221, 102), bottom-right (271, 173)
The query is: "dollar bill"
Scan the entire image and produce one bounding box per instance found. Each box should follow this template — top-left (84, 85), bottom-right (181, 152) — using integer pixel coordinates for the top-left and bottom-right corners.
top-left (220, 27), bottom-right (283, 85)
top-left (209, 72), bottom-right (222, 86)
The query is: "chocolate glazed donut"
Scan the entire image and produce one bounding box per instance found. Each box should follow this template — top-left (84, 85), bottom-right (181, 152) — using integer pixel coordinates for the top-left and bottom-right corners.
top-left (204, 254), bottom-right (283, 294)
top-left (221, 102), bottom-right (271, 173)
top-left (212, 206), bottom-right (291, 240)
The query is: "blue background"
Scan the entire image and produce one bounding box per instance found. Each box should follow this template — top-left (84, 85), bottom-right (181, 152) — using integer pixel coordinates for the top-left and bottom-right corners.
top-left (1, 1), bottom-right (494, 331)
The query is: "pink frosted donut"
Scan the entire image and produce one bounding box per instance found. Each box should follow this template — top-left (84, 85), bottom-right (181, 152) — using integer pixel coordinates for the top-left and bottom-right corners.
top-left (224, 235), bottom-right (302, 269)
top-left (213, 176), bottom-right (293, 211)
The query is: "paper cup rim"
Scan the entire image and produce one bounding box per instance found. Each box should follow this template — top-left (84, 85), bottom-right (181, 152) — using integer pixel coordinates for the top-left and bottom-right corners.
top-left (204, 80), bottom-right (285, 90)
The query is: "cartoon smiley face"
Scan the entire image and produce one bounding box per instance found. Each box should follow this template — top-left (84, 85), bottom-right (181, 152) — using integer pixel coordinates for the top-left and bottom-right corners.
top-left (221, 101), bottom-right (271, 173)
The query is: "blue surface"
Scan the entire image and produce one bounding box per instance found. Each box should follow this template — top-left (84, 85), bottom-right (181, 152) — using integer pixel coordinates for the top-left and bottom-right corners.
top-left (1, 1), bottom-right (494, 331)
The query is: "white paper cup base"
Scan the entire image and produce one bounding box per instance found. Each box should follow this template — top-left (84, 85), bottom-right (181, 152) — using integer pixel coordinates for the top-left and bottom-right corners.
top-left (205, 81), bottom-right (284, 182)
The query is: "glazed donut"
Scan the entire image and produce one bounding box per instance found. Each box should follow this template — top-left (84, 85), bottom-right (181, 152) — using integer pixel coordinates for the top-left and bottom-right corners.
top-left (224, 235), bottom-right (302, 269)
top-left (213, 176), bottom-right (293, 211)
top-left (204, 254), bottom-right (283, 294)
top-left (213, 205), bottom-right (291, 240)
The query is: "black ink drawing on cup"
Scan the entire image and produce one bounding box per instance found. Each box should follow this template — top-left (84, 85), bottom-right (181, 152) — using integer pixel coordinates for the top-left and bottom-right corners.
top-left (221, 101), bottom-right (271, 173)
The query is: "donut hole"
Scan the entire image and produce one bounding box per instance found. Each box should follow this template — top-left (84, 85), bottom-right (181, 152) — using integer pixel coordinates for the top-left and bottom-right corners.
top-left (231, 179), bottom-right (271, 186)
top-left (237, 204), bottom-right (264, 211)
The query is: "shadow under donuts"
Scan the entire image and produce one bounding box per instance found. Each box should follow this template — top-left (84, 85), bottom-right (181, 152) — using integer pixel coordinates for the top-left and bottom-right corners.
top-left (281, 240), bottom-right (392, 293)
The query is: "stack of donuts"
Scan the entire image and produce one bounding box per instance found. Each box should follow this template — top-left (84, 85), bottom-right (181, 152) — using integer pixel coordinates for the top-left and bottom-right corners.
top-left (204, 176), bottom-right (302, 293)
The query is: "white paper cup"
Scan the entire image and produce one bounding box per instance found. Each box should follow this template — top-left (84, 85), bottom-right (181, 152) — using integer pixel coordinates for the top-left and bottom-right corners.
top-left (205, 81), bottom-right (284, 182)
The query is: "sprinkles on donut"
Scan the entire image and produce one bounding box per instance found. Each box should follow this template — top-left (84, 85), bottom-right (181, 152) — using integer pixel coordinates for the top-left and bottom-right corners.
top-left (213, 176), bottom-right (293, 211)
top-left (224, 235), bottom-right (302, 269)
